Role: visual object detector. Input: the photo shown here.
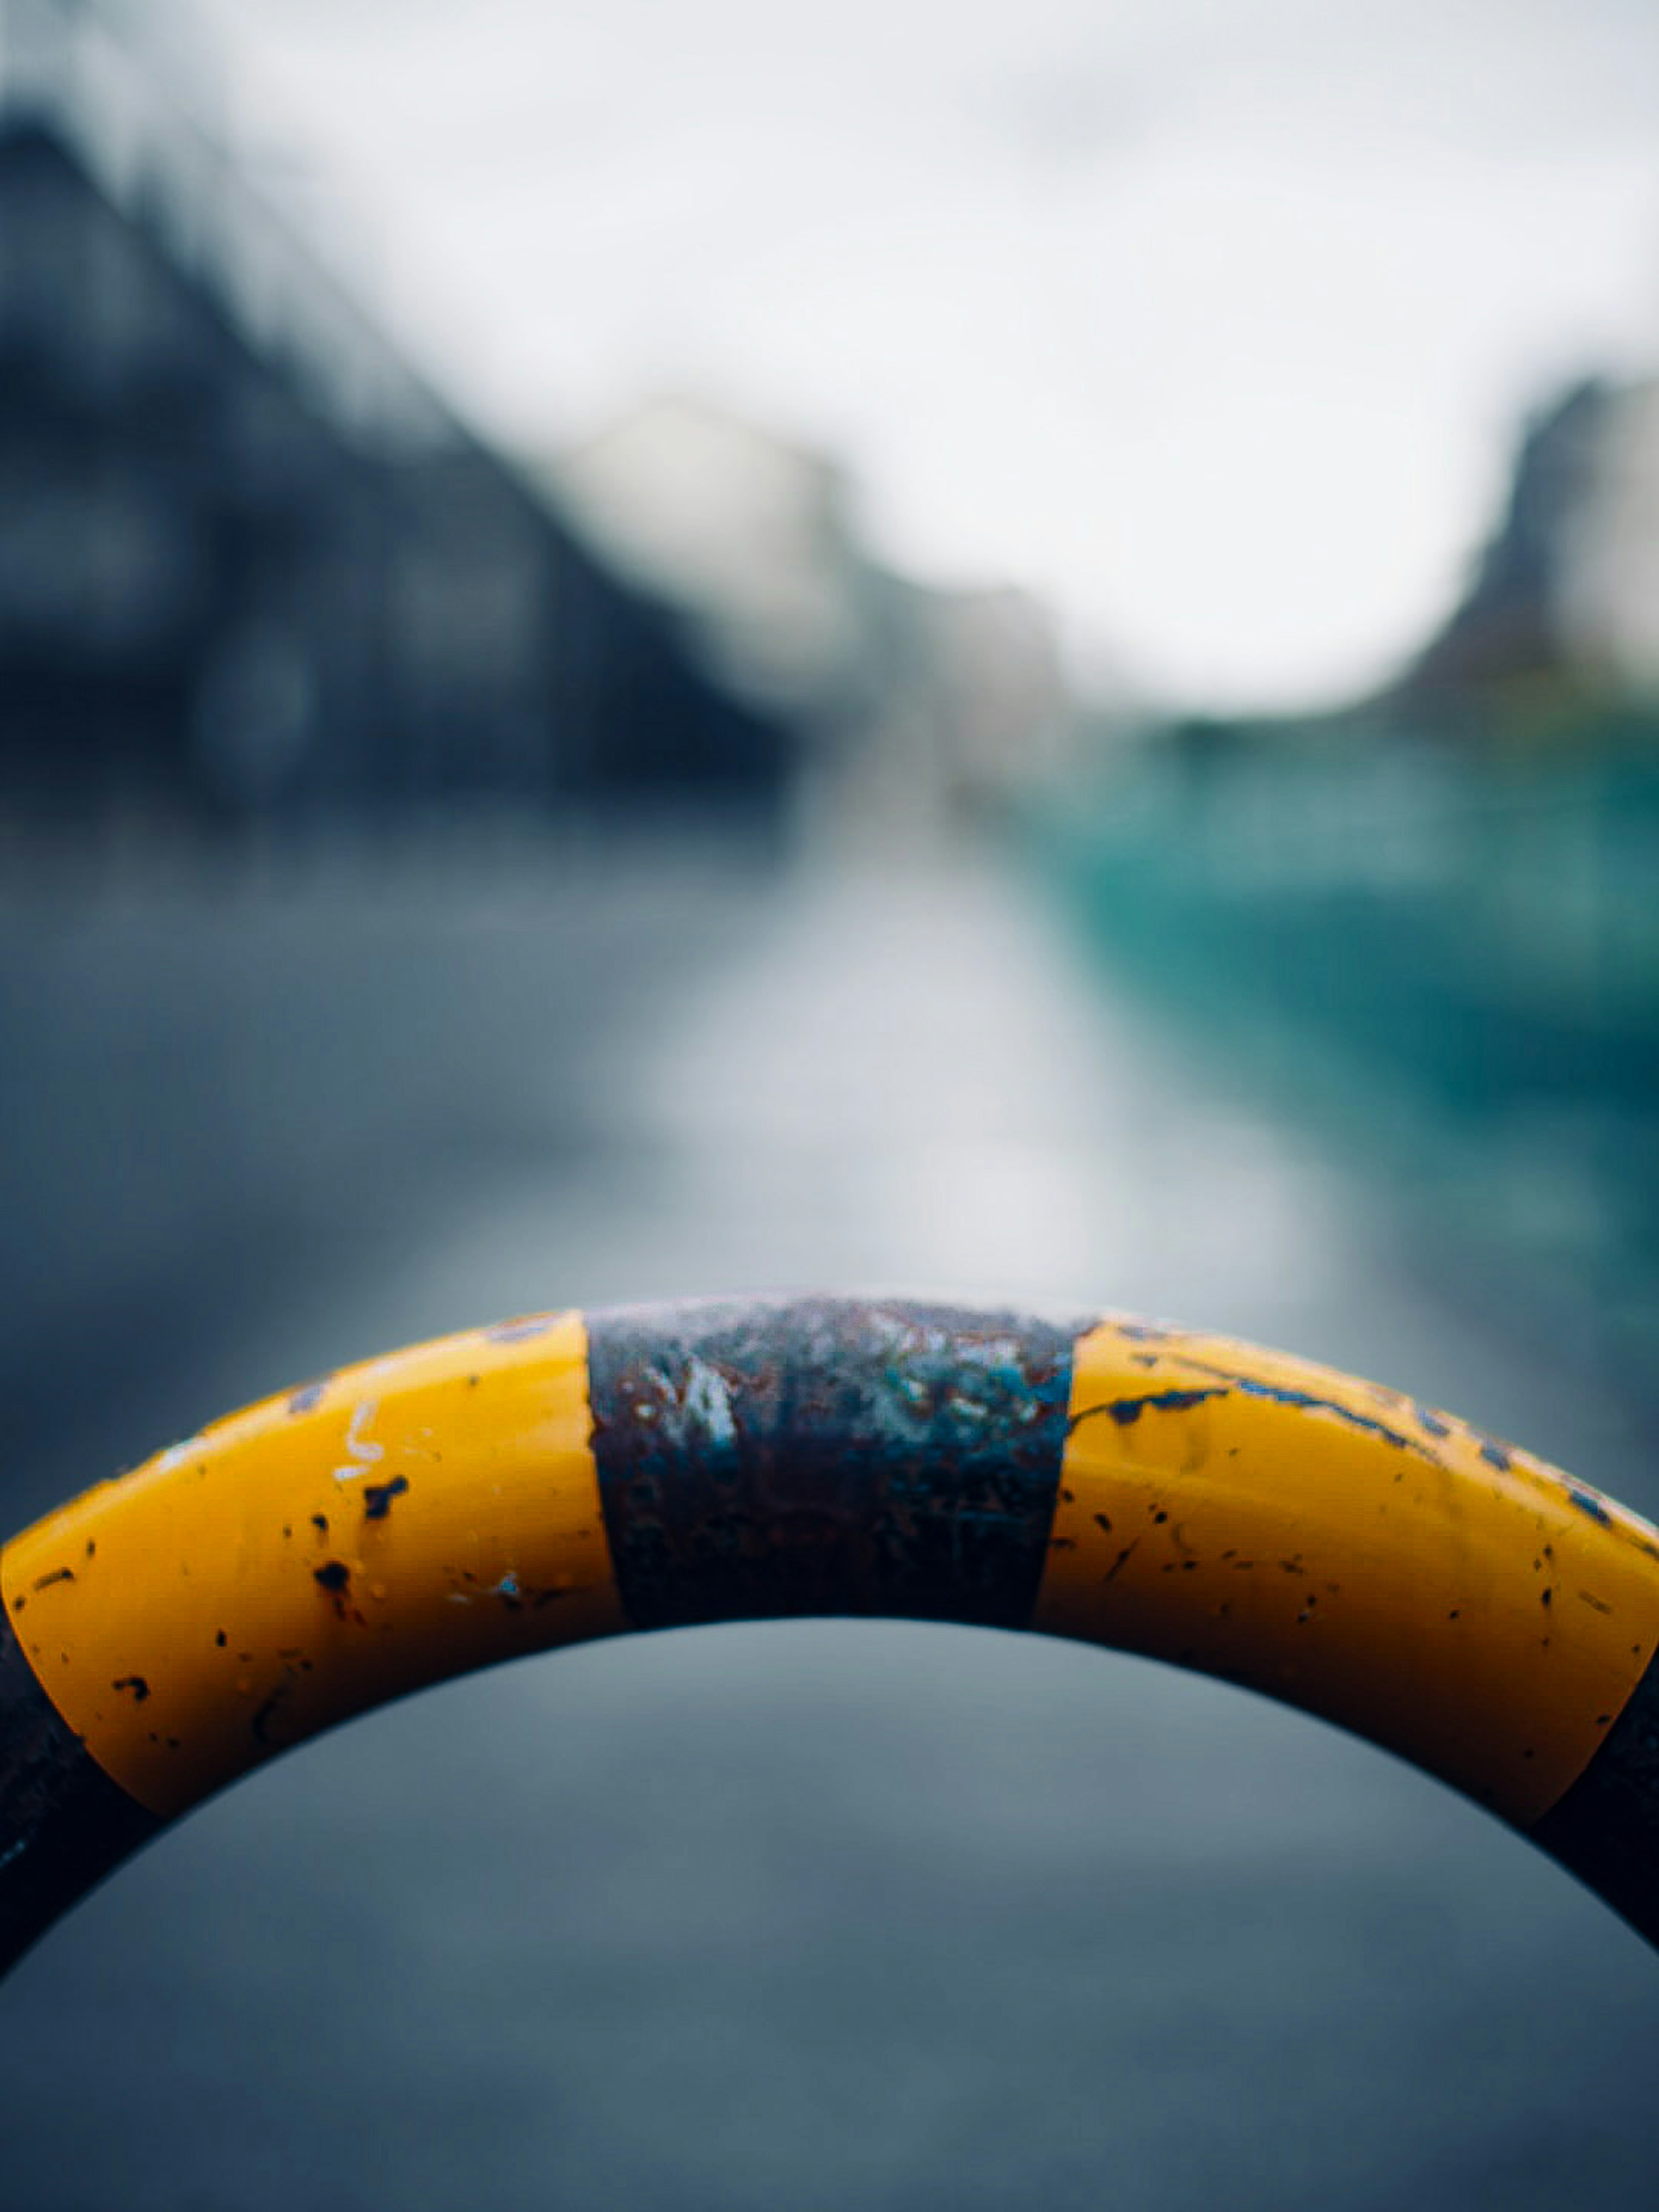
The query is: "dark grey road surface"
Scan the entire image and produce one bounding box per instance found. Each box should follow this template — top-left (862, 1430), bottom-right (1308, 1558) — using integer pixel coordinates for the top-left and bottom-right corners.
top-left (1, 832), bottom-right (1655, 2212)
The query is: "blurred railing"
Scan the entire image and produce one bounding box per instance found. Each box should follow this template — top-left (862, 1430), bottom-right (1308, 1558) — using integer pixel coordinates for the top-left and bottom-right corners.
top-left (1043, 712), bottom-right (1659, 1374)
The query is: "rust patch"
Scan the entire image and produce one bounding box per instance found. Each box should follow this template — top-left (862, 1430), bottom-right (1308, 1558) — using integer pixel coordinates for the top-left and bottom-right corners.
top-left (587, 1296), bottom-right (1085, 1631)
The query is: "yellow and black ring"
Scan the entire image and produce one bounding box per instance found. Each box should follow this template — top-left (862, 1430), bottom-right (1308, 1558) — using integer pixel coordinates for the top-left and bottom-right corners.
top-left (3, 1296), bottom-right (1658, 1970)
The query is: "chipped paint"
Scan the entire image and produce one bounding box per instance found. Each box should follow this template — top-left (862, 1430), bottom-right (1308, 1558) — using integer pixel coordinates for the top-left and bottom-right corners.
top-left (361, 1475), bottom-right (409, 1522)
top-left (331, 1399), bottom-right (383, 1485)
top-left (1568, 1485), bottom-right (1616, 1526)
top-left (155, 1437), bottom-right (206, 1474)
top-left (483, 1313), bottom-right (559, 1344)
top-left (3, 1296), bottom-right (1659, 1968)
top-left (1037, 1317), bottom-right (1659, 1826)
top-left (1169, 1360), bottom-right (1445, 1465)
top-left (1071, 1387), bottom-right (1225, 1431)
top-left (0, 1307), bottom-right (619, 1816)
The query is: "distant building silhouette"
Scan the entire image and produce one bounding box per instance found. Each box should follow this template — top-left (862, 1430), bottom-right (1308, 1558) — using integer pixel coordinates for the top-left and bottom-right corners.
top-left (1557, 380), bottom-right (1659, 702)
top-left (556, 394), bottom-right (1069, 836)
top-left (1398, 377), bottom-right (1659, 734)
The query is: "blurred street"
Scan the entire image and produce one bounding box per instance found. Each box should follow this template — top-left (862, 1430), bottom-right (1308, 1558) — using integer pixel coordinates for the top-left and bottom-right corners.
top-left (1, 832), bottom-right (1655, 2212)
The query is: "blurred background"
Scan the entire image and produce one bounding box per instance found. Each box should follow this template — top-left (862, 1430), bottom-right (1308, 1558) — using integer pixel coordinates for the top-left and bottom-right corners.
top-left (3, 0), bottom-right (1659, 2206)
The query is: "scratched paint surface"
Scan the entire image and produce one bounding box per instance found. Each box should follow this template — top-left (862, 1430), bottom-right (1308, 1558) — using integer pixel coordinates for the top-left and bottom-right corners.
top-left (9, 1290), bottom-right (1659, 1870)
top-left (0, 1310), bottom-right (621, 1815)
top-left (588, 1296), bottom-right (1081, 1630)
top-left (1039, 1319), bottom-right (1659, 1824)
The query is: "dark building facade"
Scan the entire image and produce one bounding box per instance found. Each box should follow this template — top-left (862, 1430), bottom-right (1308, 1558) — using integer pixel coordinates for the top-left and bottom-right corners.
top-left (0, 5), bottom-right (789, 833)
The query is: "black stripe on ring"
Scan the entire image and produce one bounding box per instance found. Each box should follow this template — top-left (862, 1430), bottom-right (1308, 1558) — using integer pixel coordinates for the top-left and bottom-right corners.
top-left (0, 1599), bottom-right (162, 1973)
top-left (1530, 1646), bottom-right (1659, 1947)
top-left (587, 1296), bottom-right (1085, 1632)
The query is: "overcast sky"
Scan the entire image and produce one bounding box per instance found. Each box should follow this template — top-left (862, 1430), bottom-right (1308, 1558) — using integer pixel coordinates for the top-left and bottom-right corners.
top-left (188, 0), bottom-right (1659, 709)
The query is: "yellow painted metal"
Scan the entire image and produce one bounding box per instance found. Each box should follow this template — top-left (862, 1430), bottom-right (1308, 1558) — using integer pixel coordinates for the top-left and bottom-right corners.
top-left (0, 1310), bottom-right (622, 1818)
top-left (1036, 1319), bottom-right (1659, 1824)
top-left (8, 1300), bottom-right (1659, 1843)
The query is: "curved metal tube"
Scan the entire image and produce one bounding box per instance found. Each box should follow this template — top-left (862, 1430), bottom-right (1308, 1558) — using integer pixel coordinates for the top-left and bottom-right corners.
top-left (3, 1295), bottom-right (1659, 1970)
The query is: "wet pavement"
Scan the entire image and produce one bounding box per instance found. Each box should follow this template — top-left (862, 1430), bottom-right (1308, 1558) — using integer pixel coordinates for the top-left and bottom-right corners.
top-left (1, 830), bottom-right (1656, 2211)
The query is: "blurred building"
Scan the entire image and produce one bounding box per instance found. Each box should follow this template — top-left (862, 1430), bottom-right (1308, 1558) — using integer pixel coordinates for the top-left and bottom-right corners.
top-left (1402, 376), bottom-right (1659, 733)
top-left (555, 394), bottom-right (1070, 836)
top-left (0, 0), bottom-right (791, 836)
top-left (921, 584), bottom-right (1071, 812)
top-left (1559, 379), bottom-right (1659, 701)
